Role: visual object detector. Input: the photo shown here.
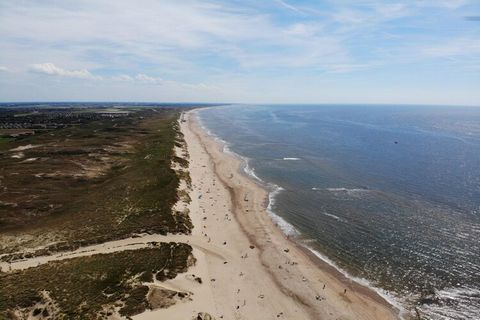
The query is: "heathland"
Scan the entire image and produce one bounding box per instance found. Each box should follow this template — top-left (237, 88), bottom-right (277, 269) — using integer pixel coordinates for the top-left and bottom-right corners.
top-left (0, 105), bottom-right (194, 319)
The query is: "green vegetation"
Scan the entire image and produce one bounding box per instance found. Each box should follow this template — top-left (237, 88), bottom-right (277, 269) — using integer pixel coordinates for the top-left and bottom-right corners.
top-left (0, 107), bottom-right (193, 260)
top-left (0, 136), bottom-right (15, 150)
top-left (0, 106), bottom-right (197, 319)
top-left (0, 244), bottom-right (193, 319)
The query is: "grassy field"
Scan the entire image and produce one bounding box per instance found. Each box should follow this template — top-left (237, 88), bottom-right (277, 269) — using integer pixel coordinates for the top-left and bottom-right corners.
top-left (0, 107), bottom-right (192, 260)
top-left (0, 105), bottom-right (198, 319)
top-left (0, 244), bottom-right (193, 319)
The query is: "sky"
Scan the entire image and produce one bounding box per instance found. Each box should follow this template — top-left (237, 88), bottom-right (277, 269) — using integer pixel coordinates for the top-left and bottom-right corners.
top-left (0, 0), bottom-right (479, 105)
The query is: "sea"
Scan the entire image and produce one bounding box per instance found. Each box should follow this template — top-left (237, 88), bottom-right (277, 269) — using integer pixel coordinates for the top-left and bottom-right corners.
top-left (196, 104), bottom-right (480, 320)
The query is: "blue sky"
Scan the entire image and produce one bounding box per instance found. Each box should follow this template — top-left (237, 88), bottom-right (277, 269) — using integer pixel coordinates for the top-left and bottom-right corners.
top-left (0, 0), bottom-right (479, 105)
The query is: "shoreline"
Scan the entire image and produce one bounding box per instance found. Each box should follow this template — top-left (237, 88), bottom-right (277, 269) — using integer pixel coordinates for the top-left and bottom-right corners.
top-left (184, 109), bottom-right (401, 319)
top-left (195, 108), bottom-right (405, 316)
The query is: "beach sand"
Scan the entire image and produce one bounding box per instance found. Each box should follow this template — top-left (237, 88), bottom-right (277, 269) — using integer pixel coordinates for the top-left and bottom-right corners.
top-left (136, 110), bottom-right (400, 320)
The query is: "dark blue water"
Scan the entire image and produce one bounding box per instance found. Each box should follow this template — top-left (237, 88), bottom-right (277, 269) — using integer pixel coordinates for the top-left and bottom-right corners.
top-left (197, 104), bottom-right (480, 320)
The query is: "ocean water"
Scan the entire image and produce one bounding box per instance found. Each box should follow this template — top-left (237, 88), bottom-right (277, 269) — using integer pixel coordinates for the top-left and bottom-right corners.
top-left (197, 104), bottom-right (480, 320)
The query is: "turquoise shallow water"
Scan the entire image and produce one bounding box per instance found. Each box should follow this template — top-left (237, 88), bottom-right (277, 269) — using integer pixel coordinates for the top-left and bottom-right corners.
top-left (197, 104), bottom-right (480, 320)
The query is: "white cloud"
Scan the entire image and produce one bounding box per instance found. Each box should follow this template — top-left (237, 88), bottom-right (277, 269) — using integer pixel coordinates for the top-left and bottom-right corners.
top-left (135, 73), bottom-right (163, 84)
top-left (325, 63), bottom-right (375, 74)
top-left (275, 0), bottom-right (305, 14)
top-left (422, 38), bottom-right (480, 58)
top-left (415, 0), bottom-right (468, 9)
top-left (111, 74), bottom-right (134, 82)
top-left (332, 3), bottom-right (409, 26)
top-left (374, 3), bottom-right (408, 19)
top-left (0, 0), bottom-right (350, 72)
top-left (111, 73), bottom-right (164, 85)
top-left (284, 23), bottom-right (321, 37)
top-left (0, 66), bottom-right (8, 72)
top-left (29, 63), bottom-right (100, 80)
top-left (109, 72), bottom-right (218, 91)
top-left (0, 0), bottom-right (478, 104)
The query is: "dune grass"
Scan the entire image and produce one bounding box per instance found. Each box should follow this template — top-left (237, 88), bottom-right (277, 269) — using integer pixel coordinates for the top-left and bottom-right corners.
top-left (0, 244), bottom-right (193, 319)
top-left (0, 107), bottom-right (192, 260)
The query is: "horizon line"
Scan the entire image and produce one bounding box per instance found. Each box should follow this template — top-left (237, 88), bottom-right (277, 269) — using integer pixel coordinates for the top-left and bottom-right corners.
top-left (0, 101), bottom-right (479, 108)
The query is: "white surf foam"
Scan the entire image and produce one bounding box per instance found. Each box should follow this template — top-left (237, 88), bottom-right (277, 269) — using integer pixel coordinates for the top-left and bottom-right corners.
top-left (324, 187), bottom-right (371, 197)
top-left (198, 110), bottom-right (298, 236)
top-left (198, 109), bottom-right (298, 237)
top-left (266, 186), bottom-right (299, 237)
top-left (195, 109), bottom-right (238, 157)
top-left (193, 109), bottom-right (214, 136)
top-left (311, 187), bottom-right (371, 196)
top-left (283, 157), bottom-right (301, 161)
top-left (321, 211), bottom-right (347, 223)
top-left (242, 158), bottom-right (265, 183)
top-left (326, 187), bottom-right (368, 192)
top-left (304, 245), bottom-right (406, 319)
top-left (418, 286), bottom-right (480, 320)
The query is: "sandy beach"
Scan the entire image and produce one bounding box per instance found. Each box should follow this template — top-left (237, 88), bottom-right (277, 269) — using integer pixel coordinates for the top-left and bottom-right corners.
top-left (136, 110), bottom-right (401, 320)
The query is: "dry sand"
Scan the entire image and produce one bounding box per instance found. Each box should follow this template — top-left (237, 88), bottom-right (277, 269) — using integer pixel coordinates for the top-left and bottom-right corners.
top-left (136, 110), bottom-right (401, 320)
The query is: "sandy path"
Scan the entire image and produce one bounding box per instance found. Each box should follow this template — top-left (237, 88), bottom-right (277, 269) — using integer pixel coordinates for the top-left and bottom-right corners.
top-left (0, 234), bottom-right (229, 272)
